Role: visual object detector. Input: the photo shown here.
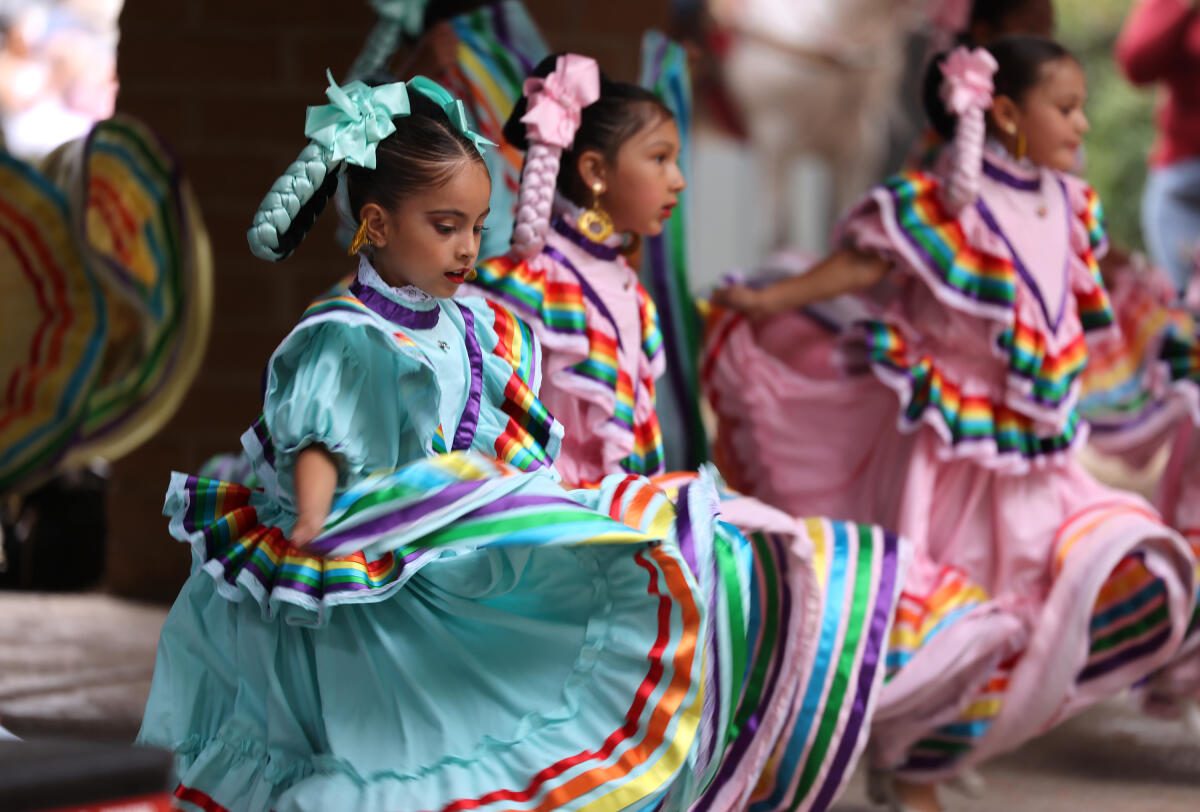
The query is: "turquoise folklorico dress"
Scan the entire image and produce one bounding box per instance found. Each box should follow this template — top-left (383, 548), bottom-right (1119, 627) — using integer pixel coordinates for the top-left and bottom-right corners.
top-left (140, 259), bottom-right (774, 812)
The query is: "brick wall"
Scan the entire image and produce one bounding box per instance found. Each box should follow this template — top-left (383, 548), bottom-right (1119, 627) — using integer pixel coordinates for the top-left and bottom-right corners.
top-left (109, 0), bottom-right (669, 601)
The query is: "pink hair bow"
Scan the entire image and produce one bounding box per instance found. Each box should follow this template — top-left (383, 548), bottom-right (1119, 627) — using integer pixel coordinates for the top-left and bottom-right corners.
top-left (520, 54), bottom-right (601, 149)
top-left (940, 46), bottom-right (998, 116)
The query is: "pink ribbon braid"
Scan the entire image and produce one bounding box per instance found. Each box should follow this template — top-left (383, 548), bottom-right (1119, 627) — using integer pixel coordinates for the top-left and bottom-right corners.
top-left (510, 54), bottom-right (601, 258)
top-left (939, 46), bottom-right (998, 215)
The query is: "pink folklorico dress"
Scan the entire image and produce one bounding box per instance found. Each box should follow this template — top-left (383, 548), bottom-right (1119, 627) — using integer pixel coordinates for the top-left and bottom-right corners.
top-left (463, 200), bottom-right (910, 812)
top-left (703, 146), bottom-right (1200, 779)
top-left (1078, 249), bottom-right (1200, 707)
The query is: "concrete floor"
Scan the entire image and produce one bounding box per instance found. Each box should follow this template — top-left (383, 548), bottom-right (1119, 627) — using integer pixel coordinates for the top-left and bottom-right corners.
top-left (833, 699), bottom-right (1200, 811)
top-left (0, 592), bottom-right (161, 741)
top-left (1, 592), bottom-right (1198, 810)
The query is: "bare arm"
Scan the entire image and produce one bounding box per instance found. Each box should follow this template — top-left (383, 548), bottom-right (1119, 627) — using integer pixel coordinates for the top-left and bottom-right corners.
top-left (290, 445), bottom-right (339, 548)
top-left (712, 248), bottom-right (889, 320)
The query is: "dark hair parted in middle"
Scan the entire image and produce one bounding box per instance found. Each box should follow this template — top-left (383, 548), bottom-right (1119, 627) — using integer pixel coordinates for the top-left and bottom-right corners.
top-left (345, 87), bottom-right (488, 221)
top-left (504, 53), bottom-right (673, 207)
top-left (270, 85), bottom-right (487, 260)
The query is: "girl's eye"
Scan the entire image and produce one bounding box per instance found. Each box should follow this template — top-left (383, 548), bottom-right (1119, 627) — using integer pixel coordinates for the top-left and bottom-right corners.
top-left (474, 225), bottom-right (489, 235)
top-left (655, 154), bottom-right (668, 164)
top-left (434, 223), bottom-right (455, 235)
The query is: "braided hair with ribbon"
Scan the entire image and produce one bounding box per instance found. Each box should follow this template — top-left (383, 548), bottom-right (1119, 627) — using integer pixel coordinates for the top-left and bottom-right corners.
top-left (938, 45), bottom-right (998, 215)
top-left (345, 0), bottom-right (430, 82)
top-left (247, 71), bottom-right (493, 262)
top-left (920, 35), bottom-right (1075, 215)
top-left (504, 53), bottom-right (674, 259)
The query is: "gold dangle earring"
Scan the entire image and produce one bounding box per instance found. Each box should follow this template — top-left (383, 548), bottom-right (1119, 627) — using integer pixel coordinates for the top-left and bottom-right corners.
top-left (577, 181), bottom-right (614, 243)
top-left (348, 219), bottom-right (372, 256)
top-left (1006, 123), bottom-right (1026, 162)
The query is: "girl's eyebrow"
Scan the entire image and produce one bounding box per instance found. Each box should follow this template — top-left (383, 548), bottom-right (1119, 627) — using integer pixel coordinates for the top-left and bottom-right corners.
top-left (426, 209), bottom-right (467, 218)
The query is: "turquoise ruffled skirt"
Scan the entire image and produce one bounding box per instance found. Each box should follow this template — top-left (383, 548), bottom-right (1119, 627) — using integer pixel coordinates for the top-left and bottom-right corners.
top-left (140, 452), bottom-right (904, 812)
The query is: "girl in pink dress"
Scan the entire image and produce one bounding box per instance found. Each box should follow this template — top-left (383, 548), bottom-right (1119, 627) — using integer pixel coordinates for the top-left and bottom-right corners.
top-left (1078, 245), bottom-right (1200, 730)
top-left (464, 53), bottom-right (910, 812)
top-left (710, 37), bottom-right (1199, 812)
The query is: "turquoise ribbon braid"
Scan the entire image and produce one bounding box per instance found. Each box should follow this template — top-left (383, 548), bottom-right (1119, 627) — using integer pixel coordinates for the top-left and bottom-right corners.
top-left (346, 0), bottom-right (431, 81)
top-left (246, 72), bottom-right (493, 262)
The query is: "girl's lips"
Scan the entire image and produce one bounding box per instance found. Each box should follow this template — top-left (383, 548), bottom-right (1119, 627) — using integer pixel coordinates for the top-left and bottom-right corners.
top-left (445, 269), bottom-right (468, 284)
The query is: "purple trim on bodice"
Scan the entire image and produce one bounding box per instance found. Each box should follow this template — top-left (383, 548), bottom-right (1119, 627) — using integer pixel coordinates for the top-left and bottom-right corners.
top-left (542, 244), bottom-right (625, 350)
top-left (974, 177), bottom-right (1072, 332)
top-left (349, 279), bottom-right (440, 329)
top-left (552, 215), bottom-right (620, 261)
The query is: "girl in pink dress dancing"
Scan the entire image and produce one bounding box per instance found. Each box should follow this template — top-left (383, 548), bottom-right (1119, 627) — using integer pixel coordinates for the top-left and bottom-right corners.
top-left (711, 36), bottom-right (1199, 812)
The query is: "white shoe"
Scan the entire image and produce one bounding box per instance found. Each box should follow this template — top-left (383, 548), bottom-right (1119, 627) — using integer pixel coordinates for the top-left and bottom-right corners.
top-left (866, 769), bottom-right (941, 812)
top-left (1182, 698), bottom-right (1200, 741)
top-left (945, 766), bottom-right (985, 798)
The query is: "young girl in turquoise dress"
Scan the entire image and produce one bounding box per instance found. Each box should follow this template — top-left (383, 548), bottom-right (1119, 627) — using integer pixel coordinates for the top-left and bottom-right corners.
top-left (137, 74), bottom-right (755, 812)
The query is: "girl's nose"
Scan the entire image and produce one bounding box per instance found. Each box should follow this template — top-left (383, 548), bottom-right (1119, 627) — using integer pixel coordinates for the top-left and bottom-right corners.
top-left (671, 163), bottom-right (687, 192)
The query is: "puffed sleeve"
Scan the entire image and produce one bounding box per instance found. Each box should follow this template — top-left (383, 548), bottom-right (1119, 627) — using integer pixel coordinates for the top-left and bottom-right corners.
top-left (263, 322), bottom-right (406, 494)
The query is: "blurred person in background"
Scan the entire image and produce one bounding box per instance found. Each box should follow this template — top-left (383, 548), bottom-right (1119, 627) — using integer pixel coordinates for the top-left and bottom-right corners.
top-left (0, 0), bottom-right (117, 161)
top-left (1116, 0), bottom-right (1200, 293)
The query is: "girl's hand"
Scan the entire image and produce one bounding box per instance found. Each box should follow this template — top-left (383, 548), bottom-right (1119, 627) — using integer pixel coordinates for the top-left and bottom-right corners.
top-left (712, 285), bottom-right (779, 321)
top-left (290, 509), bottom-right (328, 549)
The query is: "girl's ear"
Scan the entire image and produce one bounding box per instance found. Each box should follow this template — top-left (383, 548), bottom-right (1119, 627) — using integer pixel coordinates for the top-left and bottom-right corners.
top-left (990, 94), bottom-right (1021, 139)
top-left (360, 203), bottom-right (390, 248)
top-left (576, 149), bottom-right (609, 194)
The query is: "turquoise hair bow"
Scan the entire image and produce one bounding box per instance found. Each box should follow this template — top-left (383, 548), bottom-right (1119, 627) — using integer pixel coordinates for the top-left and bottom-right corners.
top-left (305, 70), bottom-right (411, 169)
top-left (408, 75), bottom-right (497, 155)
top-left (370, 0), bottom-right (429, 38)
top-left (304, 72), bottom-right (494, 169)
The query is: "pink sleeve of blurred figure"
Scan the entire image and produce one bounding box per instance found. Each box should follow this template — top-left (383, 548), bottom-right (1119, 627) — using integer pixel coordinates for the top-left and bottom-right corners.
top-left (1115, 0), bottom-right (1197, 84)
top-left (1187, 8), bottom-right (1200, 57)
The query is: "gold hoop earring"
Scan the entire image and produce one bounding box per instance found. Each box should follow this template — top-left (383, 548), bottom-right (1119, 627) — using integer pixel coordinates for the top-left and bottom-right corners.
top-left (577, 181), bottom-right (614, 243)
top-left (348, 220), bottom-right (372, 256)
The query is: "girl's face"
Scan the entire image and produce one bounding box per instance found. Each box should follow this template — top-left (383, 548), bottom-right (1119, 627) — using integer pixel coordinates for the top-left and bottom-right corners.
top-left (999, 57), bottom-right (1089, 173)
top-left (362, 159), bottom-right (491, 298)
top-left (597, 115), bottom-right (687, 237)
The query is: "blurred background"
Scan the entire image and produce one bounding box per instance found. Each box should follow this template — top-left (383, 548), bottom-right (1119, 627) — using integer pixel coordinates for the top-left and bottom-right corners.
top-left (0, 0), bottom-right (1187, 787)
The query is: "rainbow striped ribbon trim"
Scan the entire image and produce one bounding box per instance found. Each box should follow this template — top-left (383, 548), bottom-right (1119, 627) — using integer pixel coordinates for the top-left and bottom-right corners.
top-left (861, 320), bottom-right (1084, 462)
top-left (475, 252), bottom-right (667, 475)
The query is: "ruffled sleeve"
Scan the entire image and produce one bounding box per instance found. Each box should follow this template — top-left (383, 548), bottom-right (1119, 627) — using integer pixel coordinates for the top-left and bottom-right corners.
top-left (835, 171), bottom-right (1020, 325)
top-left (1062, 175), bottom-right (1115, 334)
top-left (458, 295), bottom-right (565, 474)
top-left (262, 321), bottom-right (411, 503)
top-left (467, 251), bottom-right (592, 379)
top-left (468, 249), bottom-right (666, 482)
top-left (828, 170), bottom-right (1111, 472)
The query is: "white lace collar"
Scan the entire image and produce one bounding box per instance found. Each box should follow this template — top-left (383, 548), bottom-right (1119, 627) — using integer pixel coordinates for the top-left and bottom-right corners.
top-left (983, 136), bottom-right (1042, 176)
top-left (357, 256), bottom-right (436, 307)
